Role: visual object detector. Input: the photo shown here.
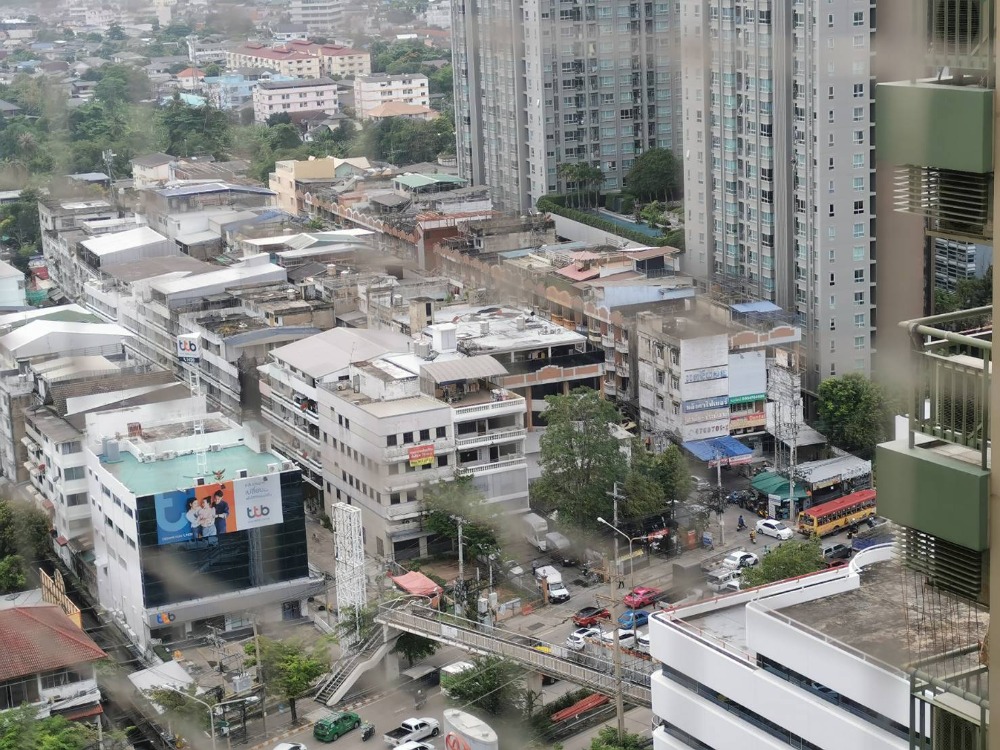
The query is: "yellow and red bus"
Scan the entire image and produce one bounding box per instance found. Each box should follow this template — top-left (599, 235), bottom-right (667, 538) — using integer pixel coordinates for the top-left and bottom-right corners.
top-left (797, 489), bottom-right (877, 538)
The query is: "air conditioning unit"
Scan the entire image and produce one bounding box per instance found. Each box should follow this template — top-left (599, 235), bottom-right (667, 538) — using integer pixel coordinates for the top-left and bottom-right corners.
top-left (195, 477), bottom-right (206, 486)
top-left (209, 444), bottom-right (221, 452)
top-left (237, 469), bottom-right (248, 478)
top-left (160, 451), bottom-right (176, 460)
top-left (336, 382), bottom-right (348, 391)
top-left (280, 460), bottom-right (294, 471)
top-left (266, 462), bottom-right (280, 473)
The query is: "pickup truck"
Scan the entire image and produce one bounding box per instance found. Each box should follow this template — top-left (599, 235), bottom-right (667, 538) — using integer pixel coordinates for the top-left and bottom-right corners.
top-left (384, 718), bottom-right (440, 746)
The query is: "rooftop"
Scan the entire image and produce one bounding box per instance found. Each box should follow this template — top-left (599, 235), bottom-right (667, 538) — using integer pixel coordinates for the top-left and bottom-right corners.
top-left (269, 327), bottom-right (411, 378)
top-left (394, 173), bottom-right (466, 190)
top-left (101, 443), bottom-right (282, 496)
top-left (101, 255), bottom-right (216, 283)
top-left (0, 605), bottom-right (106, 682)
top-left (196, 313), bottom-right (270, 337)
top-left (152, 182), bottom-right (274, 199)
top-left (132, 152), bottom-right (174, 168)
top-left (357, 72), bottom-right (429, 82)
top-left (80, 226), bottom-right (170, 257)
top-left (258, 77), bottom-right (336, 90)
top-left (367, 102), bottom-right (436, 118)
top-left (25, 406), bottom-right (80, 444)
top-left (419, 305), bottom-right (584, 355)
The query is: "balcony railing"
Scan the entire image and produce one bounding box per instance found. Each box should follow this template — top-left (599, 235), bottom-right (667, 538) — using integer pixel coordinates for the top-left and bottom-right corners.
top-left (900, 306), bottom-right (991, 470)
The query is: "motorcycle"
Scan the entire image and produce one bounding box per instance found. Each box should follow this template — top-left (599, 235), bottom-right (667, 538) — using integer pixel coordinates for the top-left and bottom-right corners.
top-left (360, 722), bottom-right (375, 742)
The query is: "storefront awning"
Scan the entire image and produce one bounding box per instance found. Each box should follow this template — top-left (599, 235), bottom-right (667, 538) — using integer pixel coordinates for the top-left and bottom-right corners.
top-left (682, 436), bottom-right (754, 465)
top-left (751, 470), bottom-right (810, 499)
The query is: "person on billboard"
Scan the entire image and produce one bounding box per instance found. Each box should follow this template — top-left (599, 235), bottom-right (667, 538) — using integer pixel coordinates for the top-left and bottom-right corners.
top-left (185, 497), bottom-right (202, 541)
top-left (211, 488), bottom-right (230, 535)
top-left (197, 497), bottom-right (217, 538)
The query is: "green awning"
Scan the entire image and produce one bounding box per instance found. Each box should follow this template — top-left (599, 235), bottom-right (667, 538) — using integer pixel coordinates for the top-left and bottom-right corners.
top-left (751, 470), bottom-right (809, 499)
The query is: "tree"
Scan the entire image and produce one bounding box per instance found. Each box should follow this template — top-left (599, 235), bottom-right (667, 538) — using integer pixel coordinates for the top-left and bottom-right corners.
top-left (589, 726), bottom-right (649, 750)
top-left (266, 112), bottom-right (293, 127)
top-left (532, 388), bottom-right (627, 527)
top-left (816, 373), bottom-right (892, 459)
top-left (632, 443), bottom-right (692, 505)
top-left (159, 97), bottom-right (231, 158)
top-left (0, 555), bottom-right (25, 594)
top-left (935, 268), bottom-right (993, 315)
top-left (0, 704), bottom-right (98, 750)
top-left (146, 685), bottom-right (216, 732)
top-left (422, 473), bottom-right (498, 560)
top-left (742, 539), bottom-right (824, 587)
top-left (244, 636), bottom-right (330, 724)
top-left (0, 188), bottom-right (41, 272)
top-left (440, 655), bottom-right (525, 717)
top-left (625, 147), bottom-right (681, 202)
top-left (391, 632), bottom-right (439, 667)
top-left (268, 123), bottom-right (302, 151)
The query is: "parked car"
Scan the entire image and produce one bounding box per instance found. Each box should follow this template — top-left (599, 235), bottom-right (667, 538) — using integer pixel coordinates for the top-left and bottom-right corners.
top-left (623, 586), bottom-right (662, 608)
top-left (690, 475), bottom-right (711, 492)
top-left (572, 606), bottom-right (611, 627)
top-left (823, 543), bottom-right (852, 561)
top-left (566, 627), bottom-right (601, 651)
top-left (756, 519), bottom-right (794, 540)
top-left (600, 628), bottom-right (636, 647)
top-left (274, 744), bottom-right (308, 750)
top-left (313, 711), bottom-right (361, 742)
top-left (634, 629), bottom-right (650, 654)
top-left (723, 550), bottom-right (759, 569)
top-left (396, 743), bottom-right (435, 750)
top-left (503, 559), bottom-right (525, 577)
top-left (617, 609), bottom-right (650, 629)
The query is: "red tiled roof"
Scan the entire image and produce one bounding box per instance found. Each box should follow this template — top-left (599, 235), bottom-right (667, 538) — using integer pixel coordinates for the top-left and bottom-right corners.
top-left (177, 67), bottom-right (204, 78)
top-left (555, 263), bottom-right (601, 281)
top-left (0, 606), bottom-right (106, 682)
top-left (58, 704), bottom-right (103, 721)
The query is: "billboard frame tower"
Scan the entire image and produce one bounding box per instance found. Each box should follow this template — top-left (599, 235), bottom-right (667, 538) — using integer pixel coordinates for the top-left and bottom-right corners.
top-left (333, 502), bottom-right (367, 639)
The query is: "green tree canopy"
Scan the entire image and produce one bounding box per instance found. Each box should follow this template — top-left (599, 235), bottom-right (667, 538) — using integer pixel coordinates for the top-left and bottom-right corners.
top-left (351, 117), bottom-right (455, 164)
top-left (589, 726), bottom-right (649, 750)
top-left (816, 373), bottom-right (893, 459)
top-left (440, 655), bottom-right (525, 717)
top-left (532, 388), bottom-right (628, 526)
top-left (422, 473), bottom-right (498, 560)
top-left (632, 443), bottom-right (693, 505)
top-left (0, 704), bottom-right (98, 750)
top-left (391, 632), bottom-right (439, 667)
top-left (625, 147), bottom-right (681, 201)
top-left (159, 97), bottom-right (231, 159)
top-left (244, 636), bottom-right (331, 723)
top-left (742, 539), bottom-right (824, 587)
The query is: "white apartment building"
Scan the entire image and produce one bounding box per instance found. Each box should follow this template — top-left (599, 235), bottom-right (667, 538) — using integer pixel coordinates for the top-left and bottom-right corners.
top-left (453, 0), bottom-right (683, 212)
top-left (0, 260), bottom-right (25, 308)
top-left (227, 44), bottom-right (323, 79)
top-left (353, 73), bottom-right (430, 120)
top-left (289, 0), bottom-right (343, 34)
top-left (253, 77), bottom-right (339, 124)
top-left (680, 0), bottom-right (875, 395)
top-left (85, 400), bottom-right (323, 653)
top-left (650, 546), bottom-right (942, 750)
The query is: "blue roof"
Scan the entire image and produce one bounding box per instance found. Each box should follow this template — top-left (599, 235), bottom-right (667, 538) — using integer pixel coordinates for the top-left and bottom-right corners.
top-left (155, 183), bottom-right (275, 198)
top-left (681, 436), bottom-right (754, 463)
top-left (730, 301), bottom-right (782, 314)
top-left (498, 249), bottom-right (533, 259)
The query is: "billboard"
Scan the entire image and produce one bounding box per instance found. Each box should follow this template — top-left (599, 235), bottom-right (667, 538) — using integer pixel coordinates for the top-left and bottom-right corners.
top-left (152, 474), bottom-right (284, 545)
top-left (176, 333), bottom-right (201, 363)
top-left (408, 444), bottom-right (435, 467)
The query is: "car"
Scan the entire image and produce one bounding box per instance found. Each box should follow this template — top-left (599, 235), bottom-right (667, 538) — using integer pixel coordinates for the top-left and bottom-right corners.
top-left (756, 518), bottom-right (794, 540)
top-left (503, 559), bottom-right (525, 576)
top-left (600, 628), bottom-right (636, 647)
top-left (273, 744), bottom-right (308, 750)
top-left (722, 550), bottom-right (759, 569)
top-left (634, 629), bottom-right (650, 654)
top-left (690, 475), bottom-right (711, 492)
top-left (623, 586), bottom-right (662, 608)
top-left (823, 543), bottom-right (852, 561)
top-left (572, 606), bottom-right (612, 626)
top-left (396, 743), bottom-right (435, 750)
top-left (617, 609), bottom-right (650, 629)
top-left (566, 626), bottom-right (601, 651)
top-left (313, 711), bottom-right (361, 742)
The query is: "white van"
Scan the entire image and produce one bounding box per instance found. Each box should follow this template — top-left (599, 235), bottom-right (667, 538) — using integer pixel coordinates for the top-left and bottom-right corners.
top-left (635, 630), bottom-right (650, 654)
top-left (535, 565), bottom-right (570, 603)
top-left (440, 661), bottom-right (475, 697)
top-left (706, 567), bottom-right (740, 593)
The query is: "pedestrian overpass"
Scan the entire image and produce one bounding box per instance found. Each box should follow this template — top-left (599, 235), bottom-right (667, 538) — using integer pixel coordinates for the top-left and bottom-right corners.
top-left (374, 599), bottom-right (653, 707)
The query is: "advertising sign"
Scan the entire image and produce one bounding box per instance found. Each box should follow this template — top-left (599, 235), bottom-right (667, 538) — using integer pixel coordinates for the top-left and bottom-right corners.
top-left (408, 444), bottom-right (436, 467)
top-left (153, 473), bottom-right (284, 545)
top-left (176, 333), bottom-right (201, 363)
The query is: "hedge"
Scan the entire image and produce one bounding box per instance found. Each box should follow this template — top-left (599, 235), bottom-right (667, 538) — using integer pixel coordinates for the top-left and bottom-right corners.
top-left (537, 195), bottom-right (684, 249)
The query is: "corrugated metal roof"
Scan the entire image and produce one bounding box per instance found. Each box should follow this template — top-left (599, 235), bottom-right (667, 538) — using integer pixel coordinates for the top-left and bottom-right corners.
top-left (731, 301), bottom-right (782, 314)
top-left (420, 354), bottom-right (507, 384)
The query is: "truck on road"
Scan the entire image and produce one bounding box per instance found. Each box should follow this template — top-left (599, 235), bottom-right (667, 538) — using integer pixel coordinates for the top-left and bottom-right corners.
top-left (384, 718), bottom-right (440, 746)
top-left (521, 512), bottom-right (549, 551)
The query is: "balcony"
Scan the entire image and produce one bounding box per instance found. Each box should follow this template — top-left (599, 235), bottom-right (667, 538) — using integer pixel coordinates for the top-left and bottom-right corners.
top-left (451, 389), bottom-right (525, 419)
top-left (384, 437), bottom-right (454, 462)
top-left (455, 428), bottom-right (526, 449)
top-left (615, 338), bottom-right (630, 354)
top-left (460, 456), bottom-right (527, 476)
top-left (603, 380), bottom-right (617, 397)
top-left (874, 306), bottom-right (991, 604)
top-left (601, 334), bottom-right (615, 348)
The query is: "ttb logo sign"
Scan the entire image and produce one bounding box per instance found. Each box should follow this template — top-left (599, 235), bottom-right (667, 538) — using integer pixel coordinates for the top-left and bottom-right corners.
top-left (155, 612), bottom-right (176, 624)
top-left (445, 733), bottom-right (471, 750)
top-left (245, 506), bottom-right (270, 519)
top-left (176, 334), bottom-right (201, 363)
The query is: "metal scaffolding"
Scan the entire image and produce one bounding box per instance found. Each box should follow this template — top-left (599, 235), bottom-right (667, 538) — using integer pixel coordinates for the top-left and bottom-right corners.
top-left (333, 502), bottom-right (367, 638)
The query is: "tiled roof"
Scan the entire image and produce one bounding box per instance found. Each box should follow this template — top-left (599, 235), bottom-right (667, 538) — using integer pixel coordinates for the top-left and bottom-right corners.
top-left (0, 606), bottom-right (106, 682)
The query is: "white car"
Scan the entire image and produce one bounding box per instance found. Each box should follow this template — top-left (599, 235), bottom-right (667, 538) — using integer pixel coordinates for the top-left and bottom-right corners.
top-left (690, 475), bottom-right (711, 492)
top-left (723, 550), bottom-right (759, 569)
top-left (756, 518), bottom-right (793, 540)
top-left (566, 626), bottom-right (601, 651)
top-left (273, 744), bottom-right (307, 750)
top-left (634, 629), bottom-right (650, 654)
top-left (600, 628), bottom-right (636, 647)
top-left (396, 743), bottom-right (436, 750)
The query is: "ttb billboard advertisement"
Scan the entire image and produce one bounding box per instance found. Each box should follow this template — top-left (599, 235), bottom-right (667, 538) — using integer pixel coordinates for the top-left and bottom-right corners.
top-left (152, 473), bottom-right (284, 545)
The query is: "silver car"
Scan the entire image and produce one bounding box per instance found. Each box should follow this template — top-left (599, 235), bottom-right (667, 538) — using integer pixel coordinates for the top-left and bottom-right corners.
top-left (565, 626), bottom-right (600, 651)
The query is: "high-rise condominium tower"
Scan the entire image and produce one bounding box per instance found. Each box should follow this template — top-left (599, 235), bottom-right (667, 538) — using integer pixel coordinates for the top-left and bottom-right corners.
top-left (453, 0), bottom-right (683, 213)
top-left (680, 0), bottom-right (875, 395)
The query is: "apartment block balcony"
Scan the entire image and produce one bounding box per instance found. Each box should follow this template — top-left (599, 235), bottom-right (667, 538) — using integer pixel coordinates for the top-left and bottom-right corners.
top-left (874, 306), bottom-right (991, 604)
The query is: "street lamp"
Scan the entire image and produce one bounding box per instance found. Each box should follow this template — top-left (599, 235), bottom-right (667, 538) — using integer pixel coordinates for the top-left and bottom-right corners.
top-left (158, 683), bottom-right (217, 750)
top-left (597, 516), bottom-right (642, 595)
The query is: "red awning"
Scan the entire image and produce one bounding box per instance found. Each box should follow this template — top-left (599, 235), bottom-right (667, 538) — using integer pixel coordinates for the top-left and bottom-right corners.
top-left (57, 704), bottom-right (103, 721)
top-left (41, 499), bottom-right (54, 511)
top-left (390, 571), bottom-right (443, 604)
top-left (55, 535), bottom-right (68, 546)
top-left (550, 693), bottom-right (609, 722)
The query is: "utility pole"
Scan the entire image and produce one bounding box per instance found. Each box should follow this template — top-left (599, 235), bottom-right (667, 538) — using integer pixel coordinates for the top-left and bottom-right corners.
top-left (251, 616), bottom-right (266, 737)
top-left (606, 481), bottom-right (626, 741)
top-left (715, 447), bottom-right (725, 546)
top-left (455, 516), bottom-right (465, 618)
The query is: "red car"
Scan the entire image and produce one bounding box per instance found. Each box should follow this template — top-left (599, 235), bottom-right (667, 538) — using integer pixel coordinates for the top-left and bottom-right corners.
top-left (623, 586), bottom-right (662, 608)
top-left (572, 606), bottom-right (611, 627)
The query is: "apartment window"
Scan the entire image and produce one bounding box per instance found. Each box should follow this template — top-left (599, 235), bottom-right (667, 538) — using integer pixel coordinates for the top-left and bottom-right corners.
top-left (386, 434), bottom-right (397, 447)
top-left (828, 133), bottom-right (835, 146)
top-left (854, 313), bottom-right (866, 328)
top-left (831, 364), bottom-right (837, 376)
top-left (403, 431), bottom-right (413, 444)
top-left (390, 492), bottom-right (401, 505)
top-left (64, 466), bottom-right (85, 481)
top-left (827, 110), bottom-right (834, 123)
top-left (60, 441), bottom-right (82, 454)
top-left (406, 490), bottom-right (418, 503)
top-left (830, 340), bottom-right (836, 353)
top-left (854, 336), bottom-right (866, 350)
top-left (852, 153), bottom-right (865, 169)
top-left (853, 245), bottom-right (866, 261)
top-left (828, 204), bottom-right (835, 218)
top-left (853, 83), bottom-right (865, 98)
top-left (40, 668), bottom-right (85, 690)
top-left (828, 157), bottom-right (834, 170)
top-left (830, 318), bottom-right (836, 331)
top-left (830, 295), bottom-right (836, 309)
top-left (437, 455), bottom-right (449, 467)
top-left (853, 34), bottom-right (866, 47)
top-left (829, 273), bottom-right (835, 286)
top-left (66, 492), bottom-right (87, 507)
top-left (853, 10), bottom-right (864, 25)
top-left (127, 537), bottom-right (137, 549)
top-left (419, 429), bottom-right (430, 441)
top-left (854, 269), bottom-right (865, 283)
top-left (436, 426), bottom-right (446, 438)
top-left (827, 13), bottom-right (834, 26)
top-left (827, 86), bottom-right (834, 99)
top-left (855, 291), bottom-right (866, 305)
top-left (851, 106), bottom-right (864, 123)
